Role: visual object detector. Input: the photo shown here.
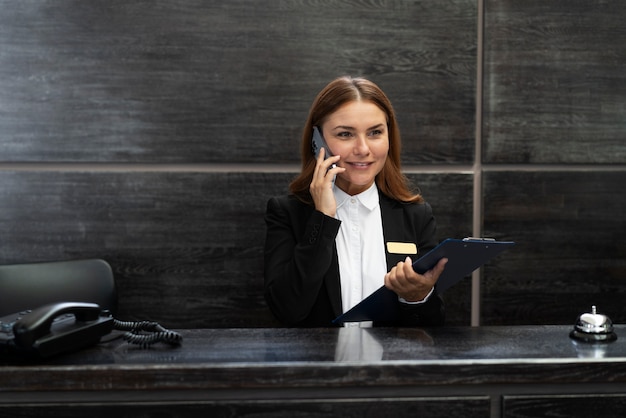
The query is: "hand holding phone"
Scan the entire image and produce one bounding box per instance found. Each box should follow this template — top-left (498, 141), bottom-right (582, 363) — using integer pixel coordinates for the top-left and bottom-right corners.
top-left (309, 126), bottom-right (342, 216)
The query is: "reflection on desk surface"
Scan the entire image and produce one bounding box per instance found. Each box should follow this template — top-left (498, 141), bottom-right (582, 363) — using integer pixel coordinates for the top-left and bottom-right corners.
top-left (3, 325), bottom-right (624, 367)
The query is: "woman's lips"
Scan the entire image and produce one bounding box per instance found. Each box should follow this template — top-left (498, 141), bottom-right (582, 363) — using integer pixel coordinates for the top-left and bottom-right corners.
top-left (347, 162), bottom-right (372, 169)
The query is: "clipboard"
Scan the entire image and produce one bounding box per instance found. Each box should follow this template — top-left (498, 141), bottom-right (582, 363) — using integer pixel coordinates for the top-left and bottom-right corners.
top-left (332, 238), bottom-right (515, 324)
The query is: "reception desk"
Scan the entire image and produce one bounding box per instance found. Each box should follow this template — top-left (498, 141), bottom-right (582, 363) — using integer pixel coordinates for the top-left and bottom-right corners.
top-left (2, 325), bottom-right (626, 417)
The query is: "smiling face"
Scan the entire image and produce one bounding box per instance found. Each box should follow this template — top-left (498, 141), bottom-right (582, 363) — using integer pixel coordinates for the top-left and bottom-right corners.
top-left (320, 100), bottom-right (389, 196)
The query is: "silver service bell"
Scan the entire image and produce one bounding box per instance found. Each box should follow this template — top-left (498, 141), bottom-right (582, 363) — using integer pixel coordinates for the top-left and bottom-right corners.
top-left (569, 305), bottom-right (617, 343)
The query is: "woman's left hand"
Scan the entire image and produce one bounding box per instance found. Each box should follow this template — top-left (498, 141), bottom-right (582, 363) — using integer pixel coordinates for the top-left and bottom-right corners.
top-left (384, 257), bottom-right (448, 302)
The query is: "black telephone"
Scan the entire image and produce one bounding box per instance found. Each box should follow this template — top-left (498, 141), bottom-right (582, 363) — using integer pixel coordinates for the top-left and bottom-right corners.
top-left (0, 302), bottom-right (114, 357)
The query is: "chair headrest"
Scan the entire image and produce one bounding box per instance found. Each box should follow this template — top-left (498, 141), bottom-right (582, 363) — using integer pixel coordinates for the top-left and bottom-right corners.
top-left (0, 259), bottom-right (117, 316)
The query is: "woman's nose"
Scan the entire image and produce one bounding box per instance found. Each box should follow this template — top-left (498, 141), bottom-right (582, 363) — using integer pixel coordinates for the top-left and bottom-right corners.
top-left (353, 136), bottom-right (370, 155)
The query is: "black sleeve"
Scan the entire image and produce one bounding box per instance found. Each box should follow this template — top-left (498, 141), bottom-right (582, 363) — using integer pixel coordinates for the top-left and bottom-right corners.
top-left (396, 294), bottom-right (445, 327)
top-left (263, 196), bottom-right (341, 325)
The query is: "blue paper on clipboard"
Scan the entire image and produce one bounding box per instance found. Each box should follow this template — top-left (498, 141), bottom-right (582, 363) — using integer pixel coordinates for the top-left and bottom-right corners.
top-left (332, 238), bottom-right (515, 324)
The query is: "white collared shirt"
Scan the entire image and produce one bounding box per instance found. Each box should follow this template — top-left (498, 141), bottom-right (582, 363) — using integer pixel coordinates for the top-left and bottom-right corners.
top-left (333, 183), bottom-right (387, 319)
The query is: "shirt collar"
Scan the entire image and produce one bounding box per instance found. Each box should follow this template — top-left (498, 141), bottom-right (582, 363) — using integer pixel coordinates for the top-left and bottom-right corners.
top-left (333, 182), bottom-right (379, 211)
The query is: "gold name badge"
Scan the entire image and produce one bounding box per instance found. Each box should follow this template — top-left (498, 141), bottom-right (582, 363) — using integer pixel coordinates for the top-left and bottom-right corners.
top-left (386, 242), bottom-right (418, 255)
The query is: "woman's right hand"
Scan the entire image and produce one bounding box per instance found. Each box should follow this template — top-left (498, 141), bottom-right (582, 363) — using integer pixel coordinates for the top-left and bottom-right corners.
top-left (309, 148), bottom-right (344, 217)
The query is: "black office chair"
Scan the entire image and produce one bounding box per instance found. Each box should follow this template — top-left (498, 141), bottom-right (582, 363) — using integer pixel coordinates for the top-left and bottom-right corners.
top-left (0, 259), bottom-right (117, 317)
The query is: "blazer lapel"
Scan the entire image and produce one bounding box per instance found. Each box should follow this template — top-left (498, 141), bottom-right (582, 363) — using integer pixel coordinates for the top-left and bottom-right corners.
top-left (379, 192), bottom-right (411, 270)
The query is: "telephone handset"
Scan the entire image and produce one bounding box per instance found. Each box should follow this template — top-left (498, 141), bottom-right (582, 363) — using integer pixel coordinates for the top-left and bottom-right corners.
top-left (311, 126), bottom-right (337, 170)
top-left (0, 302), bottom-right (114, 357)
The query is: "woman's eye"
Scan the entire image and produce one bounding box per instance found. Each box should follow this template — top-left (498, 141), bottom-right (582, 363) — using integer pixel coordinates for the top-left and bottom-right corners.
top-left (337, 131), bottom-right (352, 138)
top-left (369, 129), bottom-right (383, 137)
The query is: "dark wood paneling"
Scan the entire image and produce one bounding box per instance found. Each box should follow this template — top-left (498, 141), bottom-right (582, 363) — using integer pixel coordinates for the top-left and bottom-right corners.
top-left (503, 395), bottom-right (626, 418)
top-left (483, 0), bottom-right (626, 164)
top-left (0, 170), bottom-right (286, 328)
top-left (408, 172), bottom-right (474, 325)
top-left (482, 170), bottom-right (626, 325)
top-left (0, 171), bottom-right (471, 328)
top-left (0, 0), bottom-right (476, 165)
top-left (0, 398), bottom-right (490, 418)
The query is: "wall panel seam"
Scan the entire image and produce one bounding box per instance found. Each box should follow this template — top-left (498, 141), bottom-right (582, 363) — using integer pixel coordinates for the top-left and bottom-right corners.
top-left (471, 0), bottom-right (486, 327)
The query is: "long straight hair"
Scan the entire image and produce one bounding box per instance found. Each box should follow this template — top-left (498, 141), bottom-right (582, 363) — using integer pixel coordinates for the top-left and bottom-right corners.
top-left (290, 76), bottom-right (423, 205)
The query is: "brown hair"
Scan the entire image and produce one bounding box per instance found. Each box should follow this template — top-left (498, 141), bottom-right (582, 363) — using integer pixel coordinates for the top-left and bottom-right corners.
top-left (289, 76), bottom-right (423, 205)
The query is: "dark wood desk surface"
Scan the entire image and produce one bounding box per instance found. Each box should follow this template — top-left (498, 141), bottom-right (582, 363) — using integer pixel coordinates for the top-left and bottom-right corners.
top-left (2, 326), bottom-right (626, 418)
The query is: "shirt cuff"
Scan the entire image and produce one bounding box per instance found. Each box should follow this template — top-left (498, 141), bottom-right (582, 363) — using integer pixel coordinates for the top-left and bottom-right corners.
top-left (398, 287), bottom-right (434, 305)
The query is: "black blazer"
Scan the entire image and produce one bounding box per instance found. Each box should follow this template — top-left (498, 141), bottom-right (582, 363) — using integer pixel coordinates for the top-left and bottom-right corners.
top-left (264, 191), bottom-right (445, 327)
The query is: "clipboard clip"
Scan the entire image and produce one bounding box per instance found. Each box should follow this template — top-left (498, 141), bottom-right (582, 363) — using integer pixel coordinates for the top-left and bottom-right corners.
top-left (463, 237), bottom-right (496, 242)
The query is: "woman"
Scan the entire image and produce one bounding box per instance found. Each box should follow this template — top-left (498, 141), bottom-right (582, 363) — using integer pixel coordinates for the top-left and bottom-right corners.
top-left (264, 76), bottom-right (447, 327)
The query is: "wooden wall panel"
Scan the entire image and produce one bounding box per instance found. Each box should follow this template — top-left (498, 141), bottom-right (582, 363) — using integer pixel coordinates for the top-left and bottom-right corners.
top-left (0, 170), bottom-right (284, 327)
top-left (2, 0), bottom-right (621, 330)
top-left (0, 171), bottom-right (471, 328)
top-left (0, 0), bottom-right (476, 165)
top-left (503, 395), bottom-right (626, 418)
top-left (483, 0), bottom-right (626, 164)
top-left (0, 398), bottom-right (491, 418)
top-left (482, 170), bottom-right (626, 325)
top-left (408, 172), bottom-right (474, 325)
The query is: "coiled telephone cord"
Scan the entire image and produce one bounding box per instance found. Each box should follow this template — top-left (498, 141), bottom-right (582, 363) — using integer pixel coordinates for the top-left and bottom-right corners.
top-left (113, 319), bottom-right (182, 348)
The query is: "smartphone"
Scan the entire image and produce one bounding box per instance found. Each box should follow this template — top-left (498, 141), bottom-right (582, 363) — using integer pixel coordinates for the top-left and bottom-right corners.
top-left (311, 127), bottom-right (337, 170)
